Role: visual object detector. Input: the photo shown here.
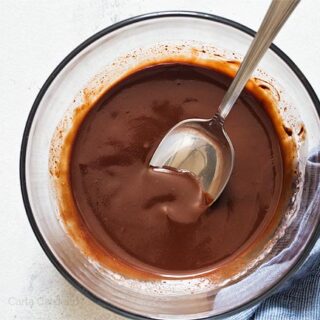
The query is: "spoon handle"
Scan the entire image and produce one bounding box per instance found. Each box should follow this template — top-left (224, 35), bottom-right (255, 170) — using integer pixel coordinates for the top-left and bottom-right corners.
top-left (216, 0), bottom-right (300, 122)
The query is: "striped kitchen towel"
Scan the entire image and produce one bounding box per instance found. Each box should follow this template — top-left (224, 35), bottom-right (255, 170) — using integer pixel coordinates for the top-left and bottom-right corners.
top-left (227, 150), bottom-right (320, 320)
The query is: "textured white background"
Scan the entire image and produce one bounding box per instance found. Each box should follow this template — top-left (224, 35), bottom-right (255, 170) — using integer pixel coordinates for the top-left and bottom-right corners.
top-left (1, 1), bottom-right (320, 319)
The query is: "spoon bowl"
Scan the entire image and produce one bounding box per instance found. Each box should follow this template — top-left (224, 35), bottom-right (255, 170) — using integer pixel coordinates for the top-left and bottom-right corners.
top-left (150, 117), bottom-right (234, 204)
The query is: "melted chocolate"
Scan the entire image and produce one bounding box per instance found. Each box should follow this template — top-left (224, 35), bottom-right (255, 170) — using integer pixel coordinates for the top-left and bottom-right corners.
top-left (70, 63), bottom-right (283, 274)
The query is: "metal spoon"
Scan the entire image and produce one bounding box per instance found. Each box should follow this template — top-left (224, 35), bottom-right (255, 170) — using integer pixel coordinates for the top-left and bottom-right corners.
top-left (150, 0), bottom-right (300, 205)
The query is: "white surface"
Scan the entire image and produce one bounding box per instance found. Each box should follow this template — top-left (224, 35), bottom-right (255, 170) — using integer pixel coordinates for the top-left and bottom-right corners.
top-left (0, 1), bottom-right (319, 319)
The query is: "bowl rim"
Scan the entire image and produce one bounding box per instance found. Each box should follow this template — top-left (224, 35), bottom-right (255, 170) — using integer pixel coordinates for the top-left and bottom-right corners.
top-left (20, 10), bottom-right (320, 320)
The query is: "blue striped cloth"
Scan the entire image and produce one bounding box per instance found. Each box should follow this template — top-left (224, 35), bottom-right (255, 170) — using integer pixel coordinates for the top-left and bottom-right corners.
top-left (227, 151), bottom-right (320, 320)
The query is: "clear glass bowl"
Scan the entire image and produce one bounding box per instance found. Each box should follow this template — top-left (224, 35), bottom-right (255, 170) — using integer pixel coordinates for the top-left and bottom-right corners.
top-left (20, 12), bottom-right (320, 319)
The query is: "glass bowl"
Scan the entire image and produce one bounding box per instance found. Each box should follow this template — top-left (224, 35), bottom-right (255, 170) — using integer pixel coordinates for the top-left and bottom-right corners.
top-left (20, 11), bottom-right (320, 319)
